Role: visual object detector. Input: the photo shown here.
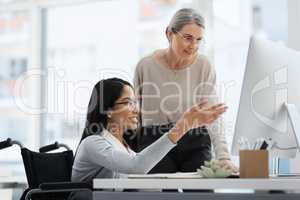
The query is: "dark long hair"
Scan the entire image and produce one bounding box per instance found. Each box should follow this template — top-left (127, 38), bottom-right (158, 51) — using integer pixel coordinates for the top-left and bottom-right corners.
top-left (79, 78), bottom-right (132, 143)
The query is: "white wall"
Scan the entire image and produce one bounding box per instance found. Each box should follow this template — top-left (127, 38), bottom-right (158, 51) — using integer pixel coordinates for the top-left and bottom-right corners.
top-left (288, 0), bottom-right (300, 51)
top-left (287, 0), bottom-right (300, 173)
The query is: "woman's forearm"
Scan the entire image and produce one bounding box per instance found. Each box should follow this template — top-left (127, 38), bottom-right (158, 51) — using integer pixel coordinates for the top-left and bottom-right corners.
top-left (167, 120), bottom-right (188, 144)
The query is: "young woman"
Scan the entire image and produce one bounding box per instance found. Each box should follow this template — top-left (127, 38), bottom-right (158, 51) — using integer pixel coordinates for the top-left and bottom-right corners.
top-left (70, 78), bottom-right (226, 200)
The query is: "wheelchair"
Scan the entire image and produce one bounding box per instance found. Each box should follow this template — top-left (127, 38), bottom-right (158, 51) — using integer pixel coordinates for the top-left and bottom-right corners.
top-left (0, 138), bottom-right (91, 200)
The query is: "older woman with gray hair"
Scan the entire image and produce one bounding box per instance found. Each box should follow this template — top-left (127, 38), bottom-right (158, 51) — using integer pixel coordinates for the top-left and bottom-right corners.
top-left (130, 8), bottom-right (237, 173)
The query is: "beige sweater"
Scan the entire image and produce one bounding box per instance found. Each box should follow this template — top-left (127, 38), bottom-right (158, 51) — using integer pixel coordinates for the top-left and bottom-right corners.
top-left (134, 53), bottom-right (230, 160)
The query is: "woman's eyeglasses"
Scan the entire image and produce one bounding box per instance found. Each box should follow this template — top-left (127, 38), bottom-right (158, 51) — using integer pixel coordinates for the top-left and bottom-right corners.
top-left (173, 30), bottom-right (204, 46)
top-left (114, 99), bottom-right (138, 108)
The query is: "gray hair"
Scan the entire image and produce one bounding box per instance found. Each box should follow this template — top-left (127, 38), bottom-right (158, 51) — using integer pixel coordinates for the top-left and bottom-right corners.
top-left (168, 8), bottom-right (205, 33)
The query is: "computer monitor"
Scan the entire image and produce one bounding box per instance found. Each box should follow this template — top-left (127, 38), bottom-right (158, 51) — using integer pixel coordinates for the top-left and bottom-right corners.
top-left (232, 36), bottom-right (300, 158)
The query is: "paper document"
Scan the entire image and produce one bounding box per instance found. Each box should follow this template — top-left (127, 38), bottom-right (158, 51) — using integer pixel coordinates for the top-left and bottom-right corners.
top-left (127, 172), bottom-right (203, 179)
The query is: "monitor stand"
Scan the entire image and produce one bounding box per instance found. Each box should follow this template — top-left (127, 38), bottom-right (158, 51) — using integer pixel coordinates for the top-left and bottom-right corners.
top-left (284, 102), bottom-right (300, 146)
top-left (272, 103), bottom-right (300, 176)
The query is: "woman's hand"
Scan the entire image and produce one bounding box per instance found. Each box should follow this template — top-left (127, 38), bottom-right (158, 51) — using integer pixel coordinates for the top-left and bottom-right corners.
top-left (218, 159), bottom-right (239, 173)
top-left (177, 100), bottom-right (227, 132)
top-left (168, 100), bottom-right (227, 143)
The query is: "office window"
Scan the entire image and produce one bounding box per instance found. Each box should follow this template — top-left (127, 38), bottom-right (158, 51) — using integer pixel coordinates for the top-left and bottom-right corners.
top-left (0, 10), bottom-right (33, 170)
top-left (0, 0), bottom-right (28, 4)
top-left (43, 0), bottom-right (193, 150)
top-left (44, 1), bottom-right (139, 149)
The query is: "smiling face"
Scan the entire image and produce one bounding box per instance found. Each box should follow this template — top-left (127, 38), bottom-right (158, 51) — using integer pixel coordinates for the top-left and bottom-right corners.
top-left (109, 85), bottom-right (139, 131)
top-left (169, 23), bottom-right (204, 59)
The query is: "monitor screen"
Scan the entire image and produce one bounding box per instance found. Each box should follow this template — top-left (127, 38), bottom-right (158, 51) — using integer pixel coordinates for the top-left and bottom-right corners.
top-left (232, 36), bottom-right (300, 158)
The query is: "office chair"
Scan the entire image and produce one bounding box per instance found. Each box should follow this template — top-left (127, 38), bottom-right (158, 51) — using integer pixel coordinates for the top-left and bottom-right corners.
top-left (0, 138), bottom-right (91, 200)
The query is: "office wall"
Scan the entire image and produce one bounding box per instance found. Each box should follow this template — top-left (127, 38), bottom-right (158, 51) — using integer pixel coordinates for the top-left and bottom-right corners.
top-left (288, 0), bottom-right (300, 51)
top-left (287, 0), bottom-right (300, 173)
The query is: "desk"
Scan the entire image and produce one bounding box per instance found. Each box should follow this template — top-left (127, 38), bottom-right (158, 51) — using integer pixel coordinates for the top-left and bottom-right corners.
top-left (0, 176), bottom-right (27, 189)
top-left (93, 178), bottom-right (300, 200)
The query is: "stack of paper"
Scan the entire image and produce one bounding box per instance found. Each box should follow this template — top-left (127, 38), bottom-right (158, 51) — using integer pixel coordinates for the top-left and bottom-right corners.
top-left (126, 172), bottom-right (203, 179)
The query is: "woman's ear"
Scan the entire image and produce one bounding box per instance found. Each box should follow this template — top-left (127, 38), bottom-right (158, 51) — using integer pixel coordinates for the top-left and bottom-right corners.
top-left (107, 110), bottom-right (112, 119)
top-left (166, 27), bottom-right (172, 43)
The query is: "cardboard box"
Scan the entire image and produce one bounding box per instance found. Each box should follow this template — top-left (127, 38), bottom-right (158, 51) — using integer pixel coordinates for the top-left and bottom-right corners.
top-left (239, 150), bottom-right (269, 178)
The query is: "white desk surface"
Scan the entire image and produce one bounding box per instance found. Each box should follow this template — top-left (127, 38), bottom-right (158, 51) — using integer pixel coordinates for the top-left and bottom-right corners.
top-left (0, 176), bottom-right (27, 189)
top-left (94, 177), bottom-right (300, 190)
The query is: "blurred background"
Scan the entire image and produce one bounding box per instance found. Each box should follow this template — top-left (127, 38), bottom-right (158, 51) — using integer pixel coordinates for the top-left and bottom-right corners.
top-left (0, 0), bottom-right (299, 199)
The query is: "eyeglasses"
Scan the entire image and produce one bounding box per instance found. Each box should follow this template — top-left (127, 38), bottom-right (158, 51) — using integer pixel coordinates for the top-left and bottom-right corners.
top-left (173, 30), bottom-right (204, 46)
top-left (114, 99), bottom-right (138, 108)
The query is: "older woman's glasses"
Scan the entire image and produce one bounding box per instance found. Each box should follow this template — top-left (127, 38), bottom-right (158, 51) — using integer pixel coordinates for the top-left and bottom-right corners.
top-left (174, 30), bottom-right (204, 46)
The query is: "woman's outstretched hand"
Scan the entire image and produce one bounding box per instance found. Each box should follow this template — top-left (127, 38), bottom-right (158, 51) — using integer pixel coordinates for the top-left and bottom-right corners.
top-left (168, 100), bottom-right (227, 144)
top-left (180, 100), bottom-right (227, 130)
